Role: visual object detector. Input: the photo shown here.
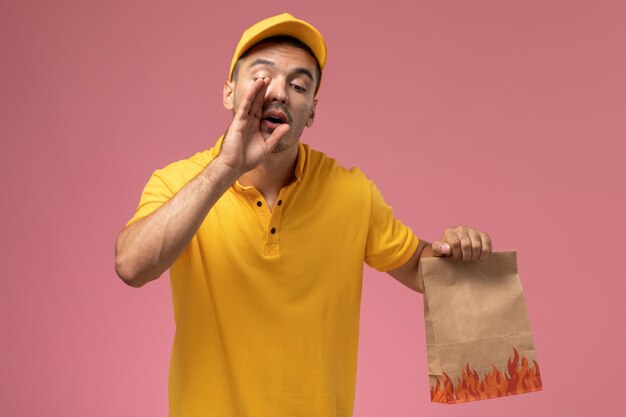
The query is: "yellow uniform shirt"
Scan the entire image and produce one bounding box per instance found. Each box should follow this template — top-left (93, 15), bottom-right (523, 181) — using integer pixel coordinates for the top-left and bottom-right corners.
top-left (127, 137), bottom-right (419, 417)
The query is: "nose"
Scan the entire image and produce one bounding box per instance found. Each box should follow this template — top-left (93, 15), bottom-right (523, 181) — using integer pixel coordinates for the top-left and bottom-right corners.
top-left (265, 77), bottom-right (288, 104)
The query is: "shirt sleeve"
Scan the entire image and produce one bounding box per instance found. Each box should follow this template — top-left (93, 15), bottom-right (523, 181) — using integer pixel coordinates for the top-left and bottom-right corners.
top-left (124, 148), bottom-right (216, 229)
top-left (364, 180), bottom-right (419, 272)
top-left (125, 169), bottom-right (176, 227)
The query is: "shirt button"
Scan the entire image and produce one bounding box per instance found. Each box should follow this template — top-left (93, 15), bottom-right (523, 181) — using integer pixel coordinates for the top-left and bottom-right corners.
top-left (277, 200), bottom-right (282, 206)
top-left (257, 201), bottom-right (262, 207)
top-left (270, 227), bottom-right (276, 234)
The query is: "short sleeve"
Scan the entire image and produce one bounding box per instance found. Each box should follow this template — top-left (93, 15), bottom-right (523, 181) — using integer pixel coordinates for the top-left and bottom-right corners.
top-left (125, 169), bottom-right (176, 227)
top-left (123, 149), bottom-right (215, 228)
top-left (364, 181), bottom-right (419, 272)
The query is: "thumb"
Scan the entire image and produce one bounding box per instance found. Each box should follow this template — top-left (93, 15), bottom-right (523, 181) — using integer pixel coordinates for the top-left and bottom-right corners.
top-left (265, 124), bottom-right (290, 152)
top-left (432, 241), bottom-right (451, 257)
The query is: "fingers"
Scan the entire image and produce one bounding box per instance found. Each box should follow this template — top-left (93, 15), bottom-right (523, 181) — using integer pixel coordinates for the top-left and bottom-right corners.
top-left (265, 123), bottom-right (290, 152)
top-left (442, 228), bottom-right (463, 260)
top-left (468, 228), bottom-right (482, 261)
top-left (440, 226), bottom-right (493, 261)
top-left (250, 78), bottom-right (269, 119)
top-left (431, 241), bottom-right (451, 257)
top-left (479, 231), bottom-right (492, 260)
top-left (235, 78), bottom-right (269, 121)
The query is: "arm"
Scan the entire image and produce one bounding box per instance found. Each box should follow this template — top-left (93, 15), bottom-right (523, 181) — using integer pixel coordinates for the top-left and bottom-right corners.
top-left (115, 158), bottom-right (239, 287)
top-left (387, 226), bottom-right (493, 293)
top-left (115, 77), bottom-right (289, 287)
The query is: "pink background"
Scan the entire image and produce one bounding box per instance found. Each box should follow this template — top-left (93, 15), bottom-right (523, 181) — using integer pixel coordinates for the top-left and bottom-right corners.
top-left (1, 0), bottom-right (625, 416)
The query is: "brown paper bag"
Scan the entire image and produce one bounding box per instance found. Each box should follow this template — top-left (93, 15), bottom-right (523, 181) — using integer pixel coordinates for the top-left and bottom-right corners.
top-left (421, 251), bottom-right (543, 404)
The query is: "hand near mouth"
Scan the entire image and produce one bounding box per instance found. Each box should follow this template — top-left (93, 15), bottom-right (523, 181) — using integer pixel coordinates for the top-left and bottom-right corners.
top-left (219, 77), bottom-right (290, 175)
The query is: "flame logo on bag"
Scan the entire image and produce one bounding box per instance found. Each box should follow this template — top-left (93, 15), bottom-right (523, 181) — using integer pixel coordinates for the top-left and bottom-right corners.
top-left (430, 348), bottom-right (543, 404)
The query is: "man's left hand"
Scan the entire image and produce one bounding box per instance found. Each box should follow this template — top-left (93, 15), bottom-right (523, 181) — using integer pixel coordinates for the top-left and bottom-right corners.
top-left (431, 225), bottom-right (492, 261)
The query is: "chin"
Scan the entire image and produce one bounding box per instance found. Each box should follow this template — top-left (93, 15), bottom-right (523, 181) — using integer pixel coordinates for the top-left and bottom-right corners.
top-left (271, 138), bottom-right (297, 154)
top-left (271, 143), bottom-right (288, 154)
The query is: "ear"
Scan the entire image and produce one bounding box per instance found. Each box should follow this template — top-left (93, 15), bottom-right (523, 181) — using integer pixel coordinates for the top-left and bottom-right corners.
top-left (305, 98), bottom-right (318, 128)
top-left (223, 80), bottom-right (235, 111)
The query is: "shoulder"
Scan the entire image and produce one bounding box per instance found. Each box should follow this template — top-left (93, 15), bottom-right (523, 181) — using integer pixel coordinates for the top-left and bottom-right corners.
top-left (149, 147), bottom-right (216, 193)
top-left (305, 145), bottom-right (369, 186)
top-left (299, 144), bottom-right (376, 211)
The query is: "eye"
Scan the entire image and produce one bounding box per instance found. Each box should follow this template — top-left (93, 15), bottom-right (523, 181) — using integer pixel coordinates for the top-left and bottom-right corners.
top-left (290, 83), bottom-right (306, 93)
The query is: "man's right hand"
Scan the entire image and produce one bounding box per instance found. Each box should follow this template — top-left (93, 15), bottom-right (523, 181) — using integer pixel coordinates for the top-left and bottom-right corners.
top-left (217, 77), bottom-right (290, 175)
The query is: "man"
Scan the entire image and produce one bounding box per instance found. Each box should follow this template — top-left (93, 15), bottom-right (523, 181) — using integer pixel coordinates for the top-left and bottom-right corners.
top-left (115, 13), bottom-right (492, 417)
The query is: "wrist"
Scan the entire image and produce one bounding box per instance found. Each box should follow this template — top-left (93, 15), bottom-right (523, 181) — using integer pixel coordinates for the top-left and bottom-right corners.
top-left (417, 241), bottom-right (434, 259)
top-left (208, 155), bottom-right (243, 185)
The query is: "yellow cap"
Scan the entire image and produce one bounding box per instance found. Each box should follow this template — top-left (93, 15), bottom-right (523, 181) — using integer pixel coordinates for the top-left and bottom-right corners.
top-left (228, 13), bottom-right (327, 94)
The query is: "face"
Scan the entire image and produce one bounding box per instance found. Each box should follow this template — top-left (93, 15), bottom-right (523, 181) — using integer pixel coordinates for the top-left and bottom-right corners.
top-left (223, 42), bottom-right (318, 153)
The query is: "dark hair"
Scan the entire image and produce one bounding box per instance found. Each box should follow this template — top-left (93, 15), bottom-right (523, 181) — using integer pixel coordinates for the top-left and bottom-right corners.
top-left (231, 35), bottom-right (321, 90)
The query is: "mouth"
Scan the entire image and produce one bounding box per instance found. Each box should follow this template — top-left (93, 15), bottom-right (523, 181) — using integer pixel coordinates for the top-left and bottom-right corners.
top-left (261, 110), bottom-right (288, 131)
top-left (261, 106), bottom-right (291, 132)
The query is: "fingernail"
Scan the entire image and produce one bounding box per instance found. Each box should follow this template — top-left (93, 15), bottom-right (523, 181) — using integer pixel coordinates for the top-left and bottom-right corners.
top-left (441, 243), bottom-right (450, 252)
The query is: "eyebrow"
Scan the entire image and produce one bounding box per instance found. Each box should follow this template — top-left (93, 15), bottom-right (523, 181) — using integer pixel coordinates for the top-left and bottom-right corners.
top-left (249, 58), bottom-right (275, 68)
top-left (293, 67), bottom-right (315, 82)
top-left (249, 58), bottom-right (315, 83)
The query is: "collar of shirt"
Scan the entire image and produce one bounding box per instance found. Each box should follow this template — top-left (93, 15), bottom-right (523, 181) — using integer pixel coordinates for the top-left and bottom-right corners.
top-left (210, 135), bottom-right (307, 184)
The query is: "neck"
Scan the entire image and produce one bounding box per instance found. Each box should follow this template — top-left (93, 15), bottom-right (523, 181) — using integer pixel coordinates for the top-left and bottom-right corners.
top-left (238, 143), bottom-right (299, 201)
